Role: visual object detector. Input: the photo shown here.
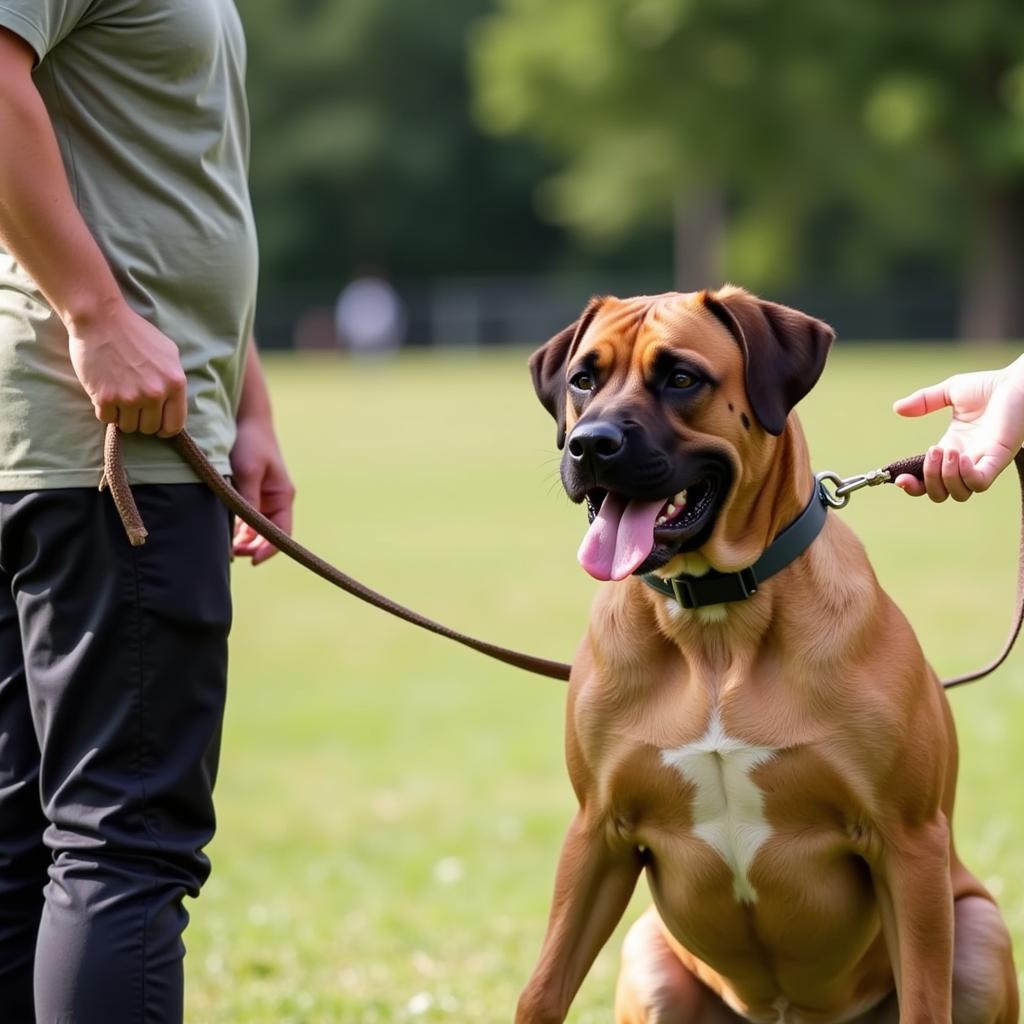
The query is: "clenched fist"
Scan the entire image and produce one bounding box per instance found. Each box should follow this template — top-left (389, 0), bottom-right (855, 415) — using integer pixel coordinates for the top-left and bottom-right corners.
top-left (68, 300), bottom-right (187, 436)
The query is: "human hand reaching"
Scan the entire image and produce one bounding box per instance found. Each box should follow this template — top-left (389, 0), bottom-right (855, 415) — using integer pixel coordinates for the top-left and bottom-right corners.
top-left (892, 355), bottom-right (1024, 501)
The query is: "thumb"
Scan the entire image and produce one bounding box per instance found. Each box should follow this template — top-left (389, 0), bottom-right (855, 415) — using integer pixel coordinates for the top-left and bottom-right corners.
top-left (893, 380), bottom-right (952, 418)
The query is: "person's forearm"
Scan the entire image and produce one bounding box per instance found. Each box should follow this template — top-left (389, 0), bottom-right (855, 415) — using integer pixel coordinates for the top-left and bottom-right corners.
top-left (0, 42), bottom-right (123, 329)
top-left (236, 337), bottom-right (274, 422)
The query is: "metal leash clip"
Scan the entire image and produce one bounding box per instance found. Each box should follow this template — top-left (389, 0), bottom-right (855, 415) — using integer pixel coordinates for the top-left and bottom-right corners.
top-left (815, 467), bottom-right (892, 509)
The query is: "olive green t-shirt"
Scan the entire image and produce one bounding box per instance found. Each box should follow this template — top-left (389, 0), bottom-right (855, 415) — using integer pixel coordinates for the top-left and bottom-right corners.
top-left (0, 0), bottom-right (257, 488)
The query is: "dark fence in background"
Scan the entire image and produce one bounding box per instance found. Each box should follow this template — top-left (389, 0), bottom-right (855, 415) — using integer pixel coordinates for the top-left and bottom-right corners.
top-left (254, 274), bottom-right (961, 352)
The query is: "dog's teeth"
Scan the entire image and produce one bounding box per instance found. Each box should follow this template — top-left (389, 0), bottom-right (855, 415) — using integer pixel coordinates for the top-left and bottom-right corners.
top-left (665, 503), bottom-right (677, 518)
top-left (675, 490), bottom-right (688, 505)
top-left (656, 516), bottom-right (667, 526)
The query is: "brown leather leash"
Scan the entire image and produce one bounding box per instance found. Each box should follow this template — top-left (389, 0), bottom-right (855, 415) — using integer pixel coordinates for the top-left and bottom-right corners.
top-left (878, 449), bottom-right (1024, 689)
top-left (101, 424), bottom-right (573, 681)
top-left (100, 424), bottom-right (1024, 690)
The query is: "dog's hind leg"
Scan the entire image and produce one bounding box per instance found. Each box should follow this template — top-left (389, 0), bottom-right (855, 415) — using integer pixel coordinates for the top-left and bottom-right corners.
top-left (951, 895), bottom-right (1018, 1024)
top-left (614, 909), bottom-right (742, 1024)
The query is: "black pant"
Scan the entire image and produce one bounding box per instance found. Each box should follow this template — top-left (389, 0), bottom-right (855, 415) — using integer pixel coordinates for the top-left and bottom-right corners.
top-left (0, 485), bottom-right (232, 1024)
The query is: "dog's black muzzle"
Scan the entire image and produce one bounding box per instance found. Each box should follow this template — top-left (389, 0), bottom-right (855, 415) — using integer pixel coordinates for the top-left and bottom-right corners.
top-left (561, 416), bottom-right (735, 568)
top-left (561, 417), bottom-right (681, 502)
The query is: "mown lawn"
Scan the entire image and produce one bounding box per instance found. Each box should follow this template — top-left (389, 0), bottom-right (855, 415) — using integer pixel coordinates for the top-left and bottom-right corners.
top-left (185, 343), bottom-right (1024, 1022)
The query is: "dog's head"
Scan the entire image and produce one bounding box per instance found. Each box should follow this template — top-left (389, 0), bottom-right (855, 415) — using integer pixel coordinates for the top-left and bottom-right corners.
top-left (530, 286), bottom-right (834, 581)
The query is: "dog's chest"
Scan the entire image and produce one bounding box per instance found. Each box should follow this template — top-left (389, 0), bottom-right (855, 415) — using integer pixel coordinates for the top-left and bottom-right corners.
top-left (657, 710), bottom-right (778, 904)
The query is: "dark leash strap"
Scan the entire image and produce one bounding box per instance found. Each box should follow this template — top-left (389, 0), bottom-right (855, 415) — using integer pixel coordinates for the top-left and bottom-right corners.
top-left (100, 425), bottom-right (1024, 690)
top-left (878, 449), bottom-right (1024, 689)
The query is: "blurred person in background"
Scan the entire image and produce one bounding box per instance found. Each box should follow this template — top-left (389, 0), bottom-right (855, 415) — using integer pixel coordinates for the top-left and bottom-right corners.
top-left (894, 354), bottom-right (1024, 501)
top-left (335, 274), bottom-right (407, 356)
top-left (0, 2), bottom-right (293, 1021)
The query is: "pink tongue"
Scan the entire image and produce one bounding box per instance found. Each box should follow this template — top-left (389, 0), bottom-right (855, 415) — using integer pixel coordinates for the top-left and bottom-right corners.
top-left (577, 494), bottom-right (666, 581)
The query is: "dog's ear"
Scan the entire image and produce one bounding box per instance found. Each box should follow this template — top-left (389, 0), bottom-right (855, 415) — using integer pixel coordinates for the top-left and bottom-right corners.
top-left (529, 297), bottom-right (605, 448)
top-left (701, 286), bottom-right (835, 436)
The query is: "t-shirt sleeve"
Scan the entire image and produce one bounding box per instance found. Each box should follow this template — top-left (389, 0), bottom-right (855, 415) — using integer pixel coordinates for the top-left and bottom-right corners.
top-left (0, 0), bottom-right (96, 62)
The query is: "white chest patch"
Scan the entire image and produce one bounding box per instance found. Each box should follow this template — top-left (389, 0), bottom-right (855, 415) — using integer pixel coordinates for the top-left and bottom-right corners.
top-left (660, 710), bottom-right (777, 904)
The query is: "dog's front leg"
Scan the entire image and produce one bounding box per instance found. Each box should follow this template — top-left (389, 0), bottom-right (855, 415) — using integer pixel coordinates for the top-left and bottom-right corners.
top-left (870, 814), bottom-right (954, 1023)
top-left (516, 809), bottom-right (643, 1024)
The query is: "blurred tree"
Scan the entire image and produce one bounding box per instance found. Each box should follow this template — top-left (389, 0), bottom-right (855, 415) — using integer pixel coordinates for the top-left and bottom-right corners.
top-left (845, 3), bottom-right (1024, 340)
top-left (472, 0), bottom-right (1024, 339)
top-left (242, 0), bottom-right (565, 287)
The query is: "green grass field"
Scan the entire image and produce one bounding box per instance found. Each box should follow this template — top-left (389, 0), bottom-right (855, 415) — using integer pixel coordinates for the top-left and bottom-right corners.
top-left (186, 344), bottom-right (1024, 1023)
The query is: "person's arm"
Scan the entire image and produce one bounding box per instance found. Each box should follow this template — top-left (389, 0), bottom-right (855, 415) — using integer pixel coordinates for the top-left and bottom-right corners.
top-left (0, 27), bottom-right (186, 435)
top-left (230, 337), bottom-right (295, 565)
top-left (892, 353), bottom-right (1024, 501)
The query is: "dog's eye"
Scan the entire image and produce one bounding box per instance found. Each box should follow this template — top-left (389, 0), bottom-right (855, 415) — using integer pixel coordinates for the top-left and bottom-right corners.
top-left (669, 370), bottom-right (699, 390)
top-left (570, 372), bottom-right (595, 392)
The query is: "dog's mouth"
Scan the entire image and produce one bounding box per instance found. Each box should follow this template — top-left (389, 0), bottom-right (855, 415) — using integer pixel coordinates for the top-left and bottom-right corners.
top-left (579, 476), bottom-right (722, 582)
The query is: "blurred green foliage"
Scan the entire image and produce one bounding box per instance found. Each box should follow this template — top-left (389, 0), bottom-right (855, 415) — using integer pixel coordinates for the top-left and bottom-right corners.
top-left (244, 0), bottom-right (564, 285)
top-left (471, 1), bottom-right (1024, 281)
top-left (241, 1), bottom-right (1024, 336)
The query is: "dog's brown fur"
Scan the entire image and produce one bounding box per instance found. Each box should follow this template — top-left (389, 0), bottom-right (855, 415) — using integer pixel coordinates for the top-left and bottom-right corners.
top-left (518, 289), bottom-right (1018, 1023)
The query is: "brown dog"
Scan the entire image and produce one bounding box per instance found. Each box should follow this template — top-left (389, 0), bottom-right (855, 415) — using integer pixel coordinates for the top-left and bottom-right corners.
top-left (518, 287), bottom-right (1018, 1023)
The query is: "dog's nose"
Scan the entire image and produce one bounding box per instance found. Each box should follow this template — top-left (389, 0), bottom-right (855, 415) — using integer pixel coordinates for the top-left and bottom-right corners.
top-left (567, 421), bottom-right (626, 463)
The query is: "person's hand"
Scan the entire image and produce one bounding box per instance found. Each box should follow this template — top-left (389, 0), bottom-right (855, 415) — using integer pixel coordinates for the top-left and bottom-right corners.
top-left (229, 413), bottom-right (295, 565)
top-left (68, 301), bottom-right (187, 436)
top-left (67, 300), bottom-right (188, 436)
top-left (892, 354), bottom-right (1024, 501)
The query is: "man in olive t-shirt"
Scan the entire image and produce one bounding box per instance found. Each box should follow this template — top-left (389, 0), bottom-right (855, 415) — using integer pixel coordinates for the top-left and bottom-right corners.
top-left (0, 2), bottom-right (294, 1020)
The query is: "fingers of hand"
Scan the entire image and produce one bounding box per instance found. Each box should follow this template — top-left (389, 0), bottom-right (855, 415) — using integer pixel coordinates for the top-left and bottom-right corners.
top-left (157, 384), bottom-right (187, 438)
top-left (250, 490), bottom-right (294, 566)
top-left (232, 518), bottom-right (271, 561)
top-left (893, 380), bottom-right (952, 418)
top-left (921, 444), bottom-right (974, 499)
top-left (923, 446), bottom-right (951, 502)
top-left (117, 405), bottom-right (141, 433)
top-left (95, 400), bottom-right (118, 424)
top-left (233, 517), bottom-right (261, 556)
top-left (960, 453), bottom-right (1002, 494)
top-left (234, 521), bottom-right (275, 564)
top-left (230, 462), bottom-right (280, 562)
top-left (138, 400), bottom-right (163, 435)
top-left (895, 473), bottom-right (926, 497)
top-left (250, 540), bottom-right (277, 566)
top-left (96, 376), bottom-right (186, 436)
top-left (941, 447), bottom-right (972, 502)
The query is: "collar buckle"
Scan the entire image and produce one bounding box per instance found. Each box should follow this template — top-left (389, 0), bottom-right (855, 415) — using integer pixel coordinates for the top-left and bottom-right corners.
top-left (670, 565), bottom-right (759, 609)
top-left (669, 576), bottom-right (694, 608)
